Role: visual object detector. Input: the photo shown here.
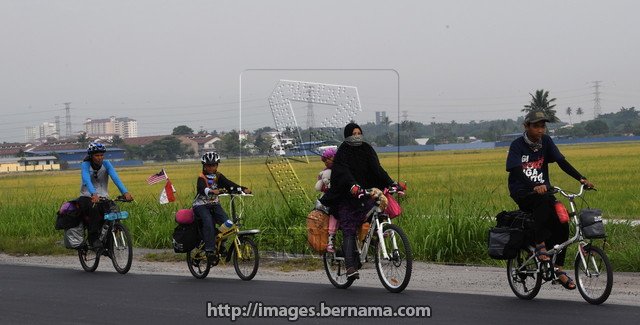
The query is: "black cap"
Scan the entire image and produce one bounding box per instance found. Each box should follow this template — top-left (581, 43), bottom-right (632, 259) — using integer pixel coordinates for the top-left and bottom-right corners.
top-left (343, 122), bottom-right (362, 138)
top-left (524, 110), bottom-right (550, 124)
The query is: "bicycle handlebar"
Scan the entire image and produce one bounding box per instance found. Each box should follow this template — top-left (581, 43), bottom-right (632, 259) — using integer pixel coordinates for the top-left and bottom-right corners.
top-left (98, 196), bottom-right (133, 203)
top-left (216, 188), bottom-right (253, 196)
top-left (552, 184), bottom-right (596, 198)
top-left (527, 184), bottom-right (595, 197)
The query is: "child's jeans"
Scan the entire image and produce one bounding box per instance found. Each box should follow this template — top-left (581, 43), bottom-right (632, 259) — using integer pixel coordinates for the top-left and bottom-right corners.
top-left (194, 203), bottom-right (229, 252)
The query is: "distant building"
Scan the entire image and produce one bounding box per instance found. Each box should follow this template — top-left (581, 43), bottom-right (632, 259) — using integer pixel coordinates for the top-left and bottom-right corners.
top-left (263, 131), bottom-right (294, 155)
top-left (0, 143), bottom-right (33, 158)
top-left (375, 111), bottom-right (388, 125)
top-left (84, 116), bottom-right (138, 139)
top-left (0, 156), bottom-right (60, 173)
top-left (25, 122), bottom-right (59, 142)
top-left (181, 134), bottom-right (221, 157)
top-left (25, 126), bottom-right (37, 142)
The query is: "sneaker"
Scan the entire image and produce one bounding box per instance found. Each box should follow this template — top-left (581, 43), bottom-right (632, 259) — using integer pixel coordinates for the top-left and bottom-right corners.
top-left (206, 250), bottom-right (219, 266)
top-left (346, 267), bottom-right (360, 280)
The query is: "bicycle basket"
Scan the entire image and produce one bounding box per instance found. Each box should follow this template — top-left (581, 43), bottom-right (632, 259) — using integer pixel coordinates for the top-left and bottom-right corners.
top-left (306, 209), bottom-right (329, 253)
top-left (579, 208), bottom-right (606, 239)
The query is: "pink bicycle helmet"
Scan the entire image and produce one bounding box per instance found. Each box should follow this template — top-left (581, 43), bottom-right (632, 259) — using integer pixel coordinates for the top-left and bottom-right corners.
top-left (321, 147), bottom-right (337, 160)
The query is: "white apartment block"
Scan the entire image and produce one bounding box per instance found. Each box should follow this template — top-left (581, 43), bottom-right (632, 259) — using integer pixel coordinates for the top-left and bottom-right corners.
top-left (84, 116), bottom-right (138, 139)
top-left (25, 126), bottom-right (37, 142)
top-left (25, 122), bottom-right (59, 142)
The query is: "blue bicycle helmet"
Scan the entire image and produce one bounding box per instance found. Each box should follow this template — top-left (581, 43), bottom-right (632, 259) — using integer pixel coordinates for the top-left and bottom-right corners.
top-left (87, 142), bottom-right (107, 155)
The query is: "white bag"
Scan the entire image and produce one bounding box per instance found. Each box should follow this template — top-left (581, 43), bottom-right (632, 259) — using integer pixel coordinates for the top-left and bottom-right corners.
top-left (64, 223), bottom-right (84, 249)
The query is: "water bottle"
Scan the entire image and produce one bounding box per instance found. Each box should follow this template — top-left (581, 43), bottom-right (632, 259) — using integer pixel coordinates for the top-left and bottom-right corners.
top-left (98, 223), bottom-right (109, 241)
top-left (555, 201), bottom-right (569, 224)
top-left (218, 220), bottom-right (233, 233)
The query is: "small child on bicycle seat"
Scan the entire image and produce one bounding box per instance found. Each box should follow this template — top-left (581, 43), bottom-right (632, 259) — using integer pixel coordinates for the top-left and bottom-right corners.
top-left (315, 147), bottom-right (338, 253)
top-left (506, 110), bottom-right (594, 290)
top-left (78, 142), bottom-right (133, 249)
top-left (193, 152), bottom-right (251, 257)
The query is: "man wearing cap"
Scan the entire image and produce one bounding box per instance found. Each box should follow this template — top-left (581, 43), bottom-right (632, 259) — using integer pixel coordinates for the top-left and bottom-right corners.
top-left (506, 110), bottom-right (594, 290)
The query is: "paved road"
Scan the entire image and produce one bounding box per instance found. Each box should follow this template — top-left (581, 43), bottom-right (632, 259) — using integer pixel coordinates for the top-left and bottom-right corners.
top-left (1, 264), bottom-right (639, 324)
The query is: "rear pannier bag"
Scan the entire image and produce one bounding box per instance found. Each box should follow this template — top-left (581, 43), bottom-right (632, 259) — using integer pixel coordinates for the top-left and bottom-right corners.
top-left (579, 208), bottom-right (606, 239)
top-left (172, 223), bottom-right (200, 253)
top-left (55, 200), bottom-right (81, 230)
top-left (488, 210), bottom-right (534, 260)
top-left (488, 227), bottom-right (524, 260)
top-left (64, 223), bottom-right (84, 249)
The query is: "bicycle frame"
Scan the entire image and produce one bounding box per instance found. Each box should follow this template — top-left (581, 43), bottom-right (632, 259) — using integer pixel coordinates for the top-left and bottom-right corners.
top-left (215, 193), bottom-right (259, 261)
top-left (359, 205), bottom-right (394, 262)
top-left (516, 185), bottom-right (597, 280)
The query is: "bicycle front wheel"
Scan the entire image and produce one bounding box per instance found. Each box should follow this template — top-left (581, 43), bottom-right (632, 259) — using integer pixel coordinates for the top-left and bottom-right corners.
top-left (78, 245), bottom-right (100, 272)
top-left (507, 248), bottom-right (542, 300)
top-left (575, 245), bottom-right (613, 305)
top-left (187, 243), bottom-right (210, 279)
top-left (232, 236), bottom-right (259, 281)
top-left (374, 224), bottom-right (413, 293)
top-left (110, 223), bottom-right (133, 274)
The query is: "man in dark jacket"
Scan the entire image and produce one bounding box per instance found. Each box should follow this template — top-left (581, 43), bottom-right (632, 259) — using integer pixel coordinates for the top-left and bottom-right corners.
top-left (506, 110), bottom-right (593, 290)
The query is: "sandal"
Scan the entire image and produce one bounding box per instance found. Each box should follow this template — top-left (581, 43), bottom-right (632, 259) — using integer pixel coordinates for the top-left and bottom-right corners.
top-left (534, 243), bottom-right (551, 262)
top-left (555, 271), bottom-right (577, 290)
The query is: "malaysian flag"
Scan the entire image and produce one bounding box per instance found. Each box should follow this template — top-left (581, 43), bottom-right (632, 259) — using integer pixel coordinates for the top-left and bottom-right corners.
top-left (147, 169), bottom-right (168, 185)
top-left (159, 179), bottom-right (176, 204)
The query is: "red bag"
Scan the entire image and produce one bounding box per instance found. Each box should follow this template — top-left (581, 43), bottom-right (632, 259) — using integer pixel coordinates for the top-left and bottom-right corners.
top-left (384, 189), bottom-right (402, 218)
top-left (175, 209), bottom-right (195, 225)
top-left (555, 201), bottom-right (569, 224)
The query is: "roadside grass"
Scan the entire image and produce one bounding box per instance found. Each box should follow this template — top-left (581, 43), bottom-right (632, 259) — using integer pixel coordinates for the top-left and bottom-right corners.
top-left (1, 142), bottom-right (639, 270)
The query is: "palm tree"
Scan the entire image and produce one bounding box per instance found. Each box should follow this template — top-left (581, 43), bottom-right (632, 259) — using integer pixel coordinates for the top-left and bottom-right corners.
top-left (576, 107), bottom-right (584, 122)
top-left (522, 89), bottom-right (559, 122)
top-left (566, 107), bottom-right (572, 125)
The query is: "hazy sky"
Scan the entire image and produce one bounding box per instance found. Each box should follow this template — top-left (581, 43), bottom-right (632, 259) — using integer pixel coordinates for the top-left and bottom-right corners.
top-left (1, 0), bottom-right (639, 142)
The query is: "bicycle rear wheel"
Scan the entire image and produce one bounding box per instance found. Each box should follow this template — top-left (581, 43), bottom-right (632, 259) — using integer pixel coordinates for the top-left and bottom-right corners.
top-left (507, 248), bottom-right (542, 300)
top-left (323, 252), bottom-right (355, 289)
top-left (374, 224), bottom-right (413, 293)
top-left (109, 223), bottom-right (133, 274)
top-left (187, 242), bottom-right (210, 279)
top-left (78, 244), bottom-right (100, 272)
top-left (232, 236), bottom-right (259, 281)
top-left (575, 245), bottom-right (613, 305)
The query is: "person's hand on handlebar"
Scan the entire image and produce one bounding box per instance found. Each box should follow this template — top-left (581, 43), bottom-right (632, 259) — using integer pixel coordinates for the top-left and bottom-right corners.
top-left (123, 192), bottom-right (133, 201)
top-left (91, 193), bottom-right (100, 204)
top-left (350, 184), bottom-right (366, 199)
top-left (242, 188), bottom-right (252, 194)
top-left (580, 178), bottom-right (595, 189)
top-left (533, 184), bottom-right (548, 195)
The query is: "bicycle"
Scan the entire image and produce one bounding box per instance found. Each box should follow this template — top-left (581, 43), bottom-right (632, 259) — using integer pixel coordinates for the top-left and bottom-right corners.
top-left (78, 196), bottom-right (134, 274)
top-left (186, 189), bottom-right (260, 280)
top-left (507, 184), bottom-right (613, 304)
top-left (323, 187), bottom-right (413, 293)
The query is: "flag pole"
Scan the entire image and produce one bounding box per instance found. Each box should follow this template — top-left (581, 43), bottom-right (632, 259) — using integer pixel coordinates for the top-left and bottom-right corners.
top-left (163, 168), bottom-right (169, 180)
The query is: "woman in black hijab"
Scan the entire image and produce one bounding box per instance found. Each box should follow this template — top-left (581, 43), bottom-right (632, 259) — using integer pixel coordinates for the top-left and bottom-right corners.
top-left (320, 122), bottom-right (395, 280)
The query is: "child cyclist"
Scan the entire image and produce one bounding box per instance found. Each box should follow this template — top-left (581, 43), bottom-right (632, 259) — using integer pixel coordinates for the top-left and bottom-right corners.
top-left (192, 152), bottom-right (251, 259)
top-left (315, 147), bottom-right (338, 253)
